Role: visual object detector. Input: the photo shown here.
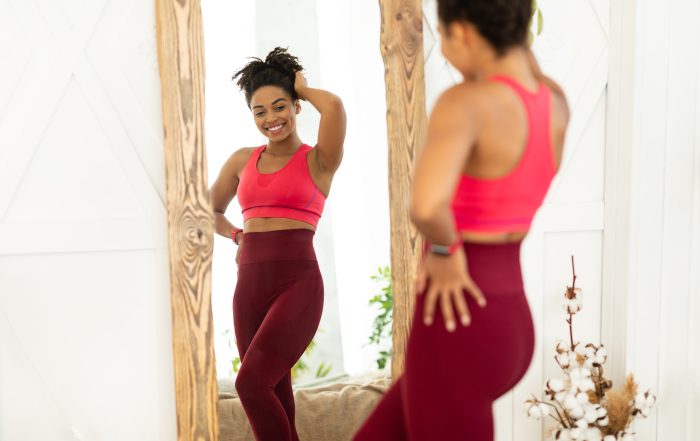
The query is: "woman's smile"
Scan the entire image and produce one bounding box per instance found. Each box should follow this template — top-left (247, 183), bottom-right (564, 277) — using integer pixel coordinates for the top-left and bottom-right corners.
top-left (265, 122), bottom-right (286, 135)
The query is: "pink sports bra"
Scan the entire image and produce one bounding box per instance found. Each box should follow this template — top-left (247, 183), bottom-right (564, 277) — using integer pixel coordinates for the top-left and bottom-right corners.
top-left (451, 75), bottom-right (557, 232)
top-left (237, 144), bottom-right (326, 228)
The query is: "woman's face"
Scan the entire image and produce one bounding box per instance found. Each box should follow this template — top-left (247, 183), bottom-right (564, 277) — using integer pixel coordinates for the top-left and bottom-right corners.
top-left (250, 85), bottom-right (300, 141)
top-left (439, 21), bottom-right (478, 78)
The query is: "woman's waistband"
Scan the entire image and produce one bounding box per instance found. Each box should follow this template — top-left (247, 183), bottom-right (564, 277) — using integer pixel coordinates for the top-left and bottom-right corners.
top-left (238, 229), bottom-right (317, 264)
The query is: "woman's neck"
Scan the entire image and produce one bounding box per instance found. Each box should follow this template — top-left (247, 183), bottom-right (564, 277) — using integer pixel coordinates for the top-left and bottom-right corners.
top-left (470, 47), bottom-right (535, 85)
top-left (267, 133), bottom-right (303, 155)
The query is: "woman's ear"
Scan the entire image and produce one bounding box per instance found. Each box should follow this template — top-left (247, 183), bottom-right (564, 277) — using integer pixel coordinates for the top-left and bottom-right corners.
top-left (463, 22), bottom-right (484, 51)
top-left (447, 21), bottom-right (467, 44)
top-left (295, 100), bottom-right (302, 114)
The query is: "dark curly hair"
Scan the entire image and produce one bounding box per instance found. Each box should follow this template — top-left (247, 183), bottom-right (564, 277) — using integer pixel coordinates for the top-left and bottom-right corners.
top-left (437, 0), bottom-right (532, 55)
top-left (232, 47), bottom-right (304, 107)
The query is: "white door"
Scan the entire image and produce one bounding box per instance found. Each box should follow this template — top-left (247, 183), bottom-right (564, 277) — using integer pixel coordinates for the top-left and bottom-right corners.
top-left (421, 0), bottom-right (609, 439)
top-left (0, 0), bottom-right (176, 439)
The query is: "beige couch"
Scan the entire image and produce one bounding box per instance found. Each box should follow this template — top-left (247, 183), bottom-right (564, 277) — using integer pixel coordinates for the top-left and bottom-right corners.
top-left (218, 373), bottom-right (391, 441)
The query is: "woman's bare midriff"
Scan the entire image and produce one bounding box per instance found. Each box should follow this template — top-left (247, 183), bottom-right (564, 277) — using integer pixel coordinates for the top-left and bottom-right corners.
top-left (243, 217), bottom-right (316, 233)
top-left (459, 230), bottom-right (528, 244)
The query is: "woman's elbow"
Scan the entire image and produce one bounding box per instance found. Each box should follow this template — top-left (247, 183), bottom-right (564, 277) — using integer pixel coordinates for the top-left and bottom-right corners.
top-left (410, 199), bottom-right (440, 226)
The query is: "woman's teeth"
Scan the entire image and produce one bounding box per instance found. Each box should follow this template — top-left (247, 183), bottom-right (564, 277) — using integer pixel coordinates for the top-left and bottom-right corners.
top-left (266, 124), bottom-right (284, 134)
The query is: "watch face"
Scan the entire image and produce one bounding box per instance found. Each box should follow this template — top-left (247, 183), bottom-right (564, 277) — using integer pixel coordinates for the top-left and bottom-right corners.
top-left (430, 244), bottom-right (450, 256)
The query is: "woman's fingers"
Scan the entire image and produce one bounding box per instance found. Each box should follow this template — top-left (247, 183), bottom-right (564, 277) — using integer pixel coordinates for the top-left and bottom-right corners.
top-left (423, 286), bottom-right (439, 326)
top-left (440, 289), bottom-right (456, 332)
top-left (423, 279), bottom-right (485, 330)
top-left (451, 288), bottom-right (471, 326)
top-left (415, 266), bottom-right (427, 295)
top-left (466, 279), bottom-right (487, 308)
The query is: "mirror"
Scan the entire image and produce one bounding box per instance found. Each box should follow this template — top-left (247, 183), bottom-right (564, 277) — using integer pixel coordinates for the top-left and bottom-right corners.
top-left (161, 0), bottom-right (619, 439)
top-left (201, 0), bottom-right (394, 438)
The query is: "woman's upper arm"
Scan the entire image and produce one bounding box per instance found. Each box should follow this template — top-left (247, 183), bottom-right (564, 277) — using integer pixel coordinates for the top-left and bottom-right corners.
top-left (210, 148), bottom-right (249, 213)
top-left (410, 86), bottom-right (480, 221)
top-left (545, 79), bottom-right (570, 170)
top-left (315, 95), bottom-right (346, 173)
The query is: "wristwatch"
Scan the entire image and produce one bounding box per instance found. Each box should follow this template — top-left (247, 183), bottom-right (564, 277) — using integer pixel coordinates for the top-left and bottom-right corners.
top-left (428, 238), bottom-right (462, 256)
top-left (231, 228), bottom-right (243, 245)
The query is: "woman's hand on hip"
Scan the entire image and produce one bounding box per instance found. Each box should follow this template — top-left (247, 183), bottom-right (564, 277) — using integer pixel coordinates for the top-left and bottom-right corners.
top-left (235, 236), bottom-right (243, 265)
top-left (415, 249), bottom-right (486, 331)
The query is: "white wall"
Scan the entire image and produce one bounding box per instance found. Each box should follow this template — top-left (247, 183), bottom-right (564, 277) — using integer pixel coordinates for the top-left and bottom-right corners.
top-left (0, 0), bottom-right (176, 439)
top-left (606, 0), bottom-right (700, 439)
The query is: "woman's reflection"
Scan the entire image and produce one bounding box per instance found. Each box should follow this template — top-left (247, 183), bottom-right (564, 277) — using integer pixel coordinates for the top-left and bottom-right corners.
top-left (209, 47), bottom-right (346, 441)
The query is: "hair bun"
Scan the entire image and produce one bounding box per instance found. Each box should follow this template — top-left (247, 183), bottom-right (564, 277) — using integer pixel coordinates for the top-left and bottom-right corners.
top-left (232, 47), bottom-right (305, 107)
top-left (264, 47), bottom-right (303, 79)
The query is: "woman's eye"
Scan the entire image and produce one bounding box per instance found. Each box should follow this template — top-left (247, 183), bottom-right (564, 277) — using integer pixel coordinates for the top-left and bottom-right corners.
top-left (275, 106), bottom-right (285, 111)
top-left (255, 112), bottom-right (265, 117)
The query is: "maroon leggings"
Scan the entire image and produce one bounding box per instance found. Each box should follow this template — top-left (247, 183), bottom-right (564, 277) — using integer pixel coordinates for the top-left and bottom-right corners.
top-left (233, 229), bottom-right (323, 441)
top-left (354, 242), bottom-right (535, 441)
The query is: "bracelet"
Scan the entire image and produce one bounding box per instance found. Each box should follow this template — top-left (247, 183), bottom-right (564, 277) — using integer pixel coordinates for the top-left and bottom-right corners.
top-left (428, 238), bottom-right (462, 256)
top-left (231, 228), bottom-right (243, 245)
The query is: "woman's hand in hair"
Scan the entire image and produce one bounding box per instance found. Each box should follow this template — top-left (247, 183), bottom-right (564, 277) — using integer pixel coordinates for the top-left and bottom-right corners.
top-left (294, 71), bottom-right (309, 100)
top-left (415, 249), bottom-right (486, 332)
top-left (294, 71), bottom-right (346, 174)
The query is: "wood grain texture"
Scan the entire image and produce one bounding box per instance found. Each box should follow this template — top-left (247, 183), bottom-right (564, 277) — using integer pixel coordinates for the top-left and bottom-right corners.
top-left (378, 0), bottom-right (428, 379)
top-left (155, 0), bottom-right (218, 440)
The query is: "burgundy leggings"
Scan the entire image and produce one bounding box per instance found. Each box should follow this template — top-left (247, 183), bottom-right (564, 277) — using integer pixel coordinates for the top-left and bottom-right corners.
top-left (233, 229), bottom-right (323, 441)
top-left (354, 242), bottom-right (535, 441)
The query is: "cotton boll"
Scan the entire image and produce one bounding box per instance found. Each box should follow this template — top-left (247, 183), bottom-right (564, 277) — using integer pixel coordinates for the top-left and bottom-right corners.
top-left (644, 392), bottom-right (656, 407)
top-left (548, 378), bottom-right (566, 392)
top-left (595, 405), bottom-right (607, 418)
top-left (564, 394), bottom-right (580, 410)
top-left (570, 367), bottom-right (592, 381)
top-left (594, 347), bottom-right (608, 365)
top-left (556, 352), bottom-right (576, 370)
top-left (586, 428), bottom-right (603, 441)
top-left (564, 299), bottom-right (583, 315)
top-left (569, 427), bottom-right (584, 440)
top-left (569, 368), bottom-right (594, 391)
top-left (581, 378), bottom-right (596, 392)
top-left (584, 408), bottom-right (598, 423)
top-left (555, 429), bottom-right (572, 441)
top-left (526, 403), bottom-right (547, 419)
top-left (569, 405), bottom-right (585, 419)
top-left (570, 352), bottom-right (581, 367)
top-left (582, 346), bottom-right (596, 358)
top-left (595, 406), bottom-right (609, 426)
top-left (603, 436), bottom-right (616, 441)
top-left (556, 340), bottom-right (569, 354)
top-left (576, 392), bottom-right (589, 404)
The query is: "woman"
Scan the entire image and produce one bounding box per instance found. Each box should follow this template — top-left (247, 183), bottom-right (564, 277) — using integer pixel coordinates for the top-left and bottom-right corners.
top-left (209, 47), bottom-right (346, 441)
top-left (354, 1), bottom-right (569, 440)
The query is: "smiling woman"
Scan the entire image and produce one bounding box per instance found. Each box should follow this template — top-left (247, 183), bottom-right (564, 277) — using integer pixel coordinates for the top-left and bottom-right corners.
top-left (208, 47), bottom-right (346, 441)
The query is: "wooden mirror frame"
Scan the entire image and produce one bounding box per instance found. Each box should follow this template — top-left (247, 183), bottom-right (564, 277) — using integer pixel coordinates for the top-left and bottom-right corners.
top-left (155, 0), bottom-right (427, 438)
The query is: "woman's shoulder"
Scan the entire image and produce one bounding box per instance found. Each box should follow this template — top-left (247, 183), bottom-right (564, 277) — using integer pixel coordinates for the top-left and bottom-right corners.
top-left (224, 146), bottom-right (261, 176)
top-left (232, 146), bottom-right (260, 160)
top-left (436, 81), bottom-right (495, 111)
top-left (430, 82), bottom-right (491, 124)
